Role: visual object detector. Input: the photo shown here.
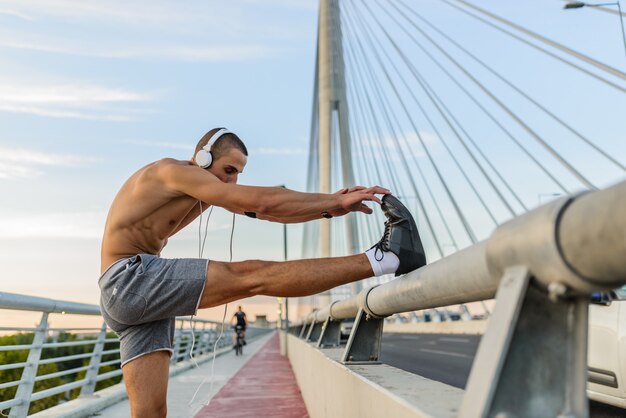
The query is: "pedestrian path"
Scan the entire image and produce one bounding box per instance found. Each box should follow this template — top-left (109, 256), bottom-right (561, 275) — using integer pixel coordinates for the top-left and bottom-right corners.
top-left (195, 332), bottom-right (309, 418)
top-left (97, 332), bottom-right (274, 417)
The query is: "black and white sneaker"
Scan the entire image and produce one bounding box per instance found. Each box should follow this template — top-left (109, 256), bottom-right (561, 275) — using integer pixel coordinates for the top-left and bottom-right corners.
top-left (371, 194), bottom-right (426, 276)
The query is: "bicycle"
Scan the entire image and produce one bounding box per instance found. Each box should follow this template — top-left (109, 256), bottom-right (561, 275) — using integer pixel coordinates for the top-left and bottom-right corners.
top-left (234, 325), bottom-right (244, 356)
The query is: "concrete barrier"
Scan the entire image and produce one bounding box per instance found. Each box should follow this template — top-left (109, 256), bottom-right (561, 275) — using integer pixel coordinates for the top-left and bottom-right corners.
top-left (285, 333), bottom-right (463, 418)
top-left (383, 320), bottom-right (487, 335)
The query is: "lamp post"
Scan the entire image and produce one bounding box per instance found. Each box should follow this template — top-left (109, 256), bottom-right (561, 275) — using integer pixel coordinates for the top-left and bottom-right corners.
top-left (564, 1), bottom-right (626, 66)
top-left (276, 185), bottom-right (289, 355)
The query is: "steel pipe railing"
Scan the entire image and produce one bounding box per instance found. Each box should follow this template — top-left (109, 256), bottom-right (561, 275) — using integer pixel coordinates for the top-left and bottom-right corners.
top-left (0, 291), bottom-right (245, 418)
top-left (290, 179), bottom-right (626, 417)
top-left (297, 179), bottom-right (626, 326)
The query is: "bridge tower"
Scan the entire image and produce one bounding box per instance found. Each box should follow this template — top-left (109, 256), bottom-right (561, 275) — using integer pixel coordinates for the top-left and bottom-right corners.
top-left (316, 0), bottom-right (361, 306)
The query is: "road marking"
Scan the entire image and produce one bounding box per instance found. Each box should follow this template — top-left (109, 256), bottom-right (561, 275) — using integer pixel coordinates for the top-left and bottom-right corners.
top-left (439, 337), bottom-right (470, 343)
top-left (394, 334), bottom-right (420, 339)
top-left (419, 348), bottom-right (472, 359)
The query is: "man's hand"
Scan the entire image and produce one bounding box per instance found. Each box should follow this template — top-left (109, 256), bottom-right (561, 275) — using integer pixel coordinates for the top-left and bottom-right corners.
top-left (327, 186), bottom-right (391, 217)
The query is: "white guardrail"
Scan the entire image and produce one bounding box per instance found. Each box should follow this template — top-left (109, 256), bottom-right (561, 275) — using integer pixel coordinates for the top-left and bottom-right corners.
top-left (290, 179), bottom-right (626, 418)
top-left (0, 292), bottom-right (269, 418)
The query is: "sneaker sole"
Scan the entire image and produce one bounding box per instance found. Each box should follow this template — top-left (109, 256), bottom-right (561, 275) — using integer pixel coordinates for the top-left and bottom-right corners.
top-left (382, 194), bottom-right (427, 276)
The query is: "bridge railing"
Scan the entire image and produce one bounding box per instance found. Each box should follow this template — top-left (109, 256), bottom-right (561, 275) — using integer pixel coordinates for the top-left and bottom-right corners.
top-left (0, 292), bottom-right (237, 418)
top-left (289, 179), bottom-right (626, 417)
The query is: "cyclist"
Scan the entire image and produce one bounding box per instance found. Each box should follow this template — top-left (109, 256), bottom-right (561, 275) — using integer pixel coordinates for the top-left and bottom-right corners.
top-left (231, 305), bottom-right (247, 348)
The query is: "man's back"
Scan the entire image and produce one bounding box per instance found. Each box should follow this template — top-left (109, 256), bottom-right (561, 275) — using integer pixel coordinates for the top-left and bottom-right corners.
top-left (100, 158), bottom-right (201, 272)
top-left (234, 311), bottom-right (247, 327)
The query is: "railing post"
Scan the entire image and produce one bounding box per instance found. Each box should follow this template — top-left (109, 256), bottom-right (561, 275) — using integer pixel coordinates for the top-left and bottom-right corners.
top-left (200, 323), bottom-right (208, 355)
top-left (184, 322), bottom-right (196, 360)
top-left (306, 321), bottom-right (323, 342)
top-left (10, 312), bottom-right (49, 418)
top-left (79, 322), bottom-right (107, 396)
top-left (341, 308), bottom-right (384, 364)
top-left (460, 266), bottom-right (588, 418)
top-left (316, 317), bottom-right (342, 348)
top-left (207, 326), bottom-right (216, 351)
top-left (170, 320), bottom-right (183, 365)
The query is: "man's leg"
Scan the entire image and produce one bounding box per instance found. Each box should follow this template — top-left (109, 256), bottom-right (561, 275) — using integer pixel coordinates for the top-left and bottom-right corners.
top-left (198, 254), bottom-right (373, 309)
top-left (197, 195), bottom-right (426, 309)
top-left (122, 351), bottom-right (170, 418)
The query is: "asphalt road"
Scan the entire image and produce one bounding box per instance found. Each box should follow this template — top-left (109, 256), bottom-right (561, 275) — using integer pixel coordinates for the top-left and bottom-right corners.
top-left (380, 332), bottom-right (625, 418)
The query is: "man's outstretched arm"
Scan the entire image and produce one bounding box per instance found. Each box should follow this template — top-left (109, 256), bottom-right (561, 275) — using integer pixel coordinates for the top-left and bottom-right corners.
top-left (161, 164), bottom-right (389, 219)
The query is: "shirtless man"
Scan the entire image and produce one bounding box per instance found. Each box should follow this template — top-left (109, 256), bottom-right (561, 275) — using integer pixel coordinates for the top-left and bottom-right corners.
top-left (99, 127), bottom-right (426, 417)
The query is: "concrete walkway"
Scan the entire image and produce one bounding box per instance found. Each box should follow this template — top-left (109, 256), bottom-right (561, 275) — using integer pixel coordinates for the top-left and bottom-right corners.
top-left (195, 333), bottom-right (309, 418)
top-left (97, 332), bottom-right (275, 417)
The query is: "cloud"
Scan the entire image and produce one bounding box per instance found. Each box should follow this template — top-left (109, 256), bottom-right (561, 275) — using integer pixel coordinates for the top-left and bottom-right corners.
top-left (0, 162), bottom-right (41, 179)
top-left (0, 211), bottom-right (106, 238)
top-left (0, 0), bottom-right (195, 25)
top-left (0, 0), bottom-right (317, 25)
top-left (0, 8), bottom-right (34, 20)
top-left (357, 131), bottom-right (432, 158)
top-left (128, 140), bottom-right (194, 150)
top-left (0, 146), bottom-right (98, 179)
top-left (253, 147), bottom-right (308, 155)
top-left (0, 37), bottom-right (275, 62)
top-left (0, 81), bottom-right (152, 120)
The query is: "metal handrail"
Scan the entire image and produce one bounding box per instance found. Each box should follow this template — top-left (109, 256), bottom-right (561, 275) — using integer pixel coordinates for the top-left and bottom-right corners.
top-left (291, 179), bottom-right (626, 417)
top-left (0, 292), bottom-right (237, 418)
top-left (299, 180), bottom-right (626, 326)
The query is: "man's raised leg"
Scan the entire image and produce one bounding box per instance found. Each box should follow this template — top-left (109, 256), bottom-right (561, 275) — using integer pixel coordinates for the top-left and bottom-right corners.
top-left (198, 254), bottom-right (374, 309)
top-left (122, 351), bottom-right (170, 418)
top-left (197, 194), bottom-right (426, 309)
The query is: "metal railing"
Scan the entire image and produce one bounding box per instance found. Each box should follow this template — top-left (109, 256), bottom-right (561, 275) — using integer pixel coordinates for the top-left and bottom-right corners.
top-left (0, 292), bottom-right (238, 418)
top-left (290, 178), bottom-right (626, 417)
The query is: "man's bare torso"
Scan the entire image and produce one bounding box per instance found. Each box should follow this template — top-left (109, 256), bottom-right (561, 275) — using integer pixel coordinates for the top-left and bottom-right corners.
top-left (100, 158), bottom-right (204, 273)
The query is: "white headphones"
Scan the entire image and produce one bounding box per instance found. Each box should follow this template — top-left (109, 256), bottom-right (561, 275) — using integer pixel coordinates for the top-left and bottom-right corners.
top-left (195, 128), bottom-right (232, 168)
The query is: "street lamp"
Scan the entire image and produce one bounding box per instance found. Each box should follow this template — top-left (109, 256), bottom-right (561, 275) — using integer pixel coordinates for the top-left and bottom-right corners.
top-left (564, 1), bottom-right (626, 66)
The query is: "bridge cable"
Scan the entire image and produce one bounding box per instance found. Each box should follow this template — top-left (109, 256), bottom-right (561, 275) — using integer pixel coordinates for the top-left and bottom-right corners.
top-left (347, 4), bottom-right (442, 256)
top-left (344, 7), bottom-right (446, 251)
top-left (451, 0), bottom-right (626, 82)
top-left (383, 0), bottom-right (570, 195)
top-left (345, 38), bottom-right (459, 256)
top-left (389, 0), bottom-right (597, 190)
top-left (345, 6), bottom-right (468, 250)
top-left (364, 0), bottom-right (518, 220)
top-left (439, 0), bottom-right (626, 95)
top-left (347, 1), bottom-right (480, 243)
top-left (405, 2), bottom-right (626, 173)
top-left (346, 1), bottom-right (477, 245)
top-left (344, 72), bottom-right (384, 247)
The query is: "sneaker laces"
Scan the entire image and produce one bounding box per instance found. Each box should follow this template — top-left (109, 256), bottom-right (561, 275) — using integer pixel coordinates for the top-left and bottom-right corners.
top-left (373, 220), bottom-right (392, 261)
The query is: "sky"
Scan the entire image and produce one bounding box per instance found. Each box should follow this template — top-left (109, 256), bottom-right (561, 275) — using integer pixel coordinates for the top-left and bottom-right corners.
top-left (0, 0), bottom-right (625, 328)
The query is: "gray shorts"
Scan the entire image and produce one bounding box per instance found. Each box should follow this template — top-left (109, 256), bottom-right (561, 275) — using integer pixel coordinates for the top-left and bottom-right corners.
top-left (98, 254), bottom-right (208, 367)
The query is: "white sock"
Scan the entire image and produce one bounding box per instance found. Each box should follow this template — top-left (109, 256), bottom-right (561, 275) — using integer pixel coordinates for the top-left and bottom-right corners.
top-left (365, 247), bottom-right (400, 276)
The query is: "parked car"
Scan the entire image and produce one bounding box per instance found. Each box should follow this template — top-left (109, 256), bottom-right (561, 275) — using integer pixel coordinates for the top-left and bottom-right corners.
top-left (588, 285), bottom-right (626, 409)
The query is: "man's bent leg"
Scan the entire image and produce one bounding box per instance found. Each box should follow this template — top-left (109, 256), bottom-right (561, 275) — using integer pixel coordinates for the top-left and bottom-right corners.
top-left (122, 351), bottom-right (170, 418)
top-left (198, 254), bottom-right (374, 309)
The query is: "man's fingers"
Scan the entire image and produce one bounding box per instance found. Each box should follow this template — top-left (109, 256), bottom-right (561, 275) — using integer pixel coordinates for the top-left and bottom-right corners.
top-left (360, 203), bottom-right (373, 214)
top-left (348, 186), bottom-right (367, 193)
top-left (365, 194), bottom-right (382, 205)
top-left (368, 186), bottom-right (391, 195)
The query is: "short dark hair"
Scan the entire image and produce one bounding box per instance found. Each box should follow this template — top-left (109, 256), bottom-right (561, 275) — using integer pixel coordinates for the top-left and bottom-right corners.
top-left (194, 128), bottom-right (248, 162)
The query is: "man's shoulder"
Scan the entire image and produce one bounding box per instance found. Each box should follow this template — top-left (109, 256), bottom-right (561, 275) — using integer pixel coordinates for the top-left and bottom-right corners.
top-left (146, 158), bottom-right (197, 180)
top-left (153, 158), bottom-right (191, 170)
